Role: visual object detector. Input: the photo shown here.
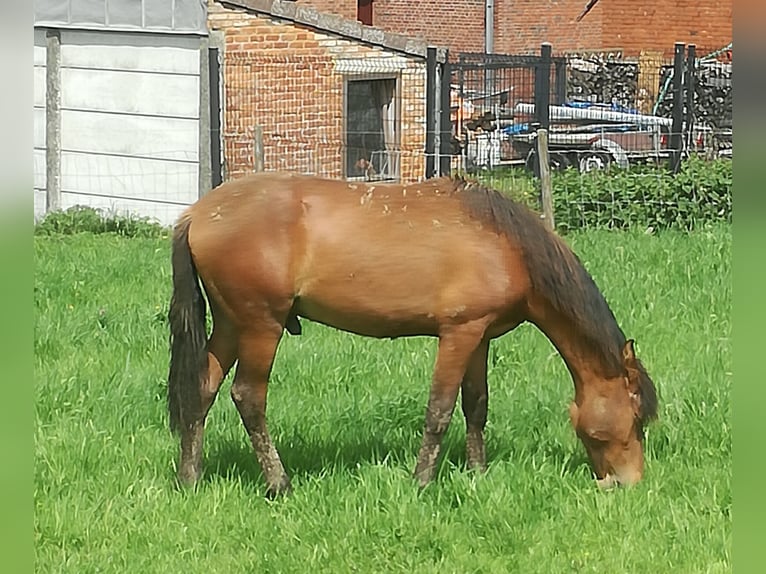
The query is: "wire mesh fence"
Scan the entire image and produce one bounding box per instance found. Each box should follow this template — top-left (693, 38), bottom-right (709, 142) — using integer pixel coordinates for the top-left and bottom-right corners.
top-left (457, 137), bottom-right (731, 233)
top-left (35, 40), bottom-right (731, 233)
top-left (33, 142), bottom-right (203, 226)
top-left (448, 43), bottom-right (732, 175)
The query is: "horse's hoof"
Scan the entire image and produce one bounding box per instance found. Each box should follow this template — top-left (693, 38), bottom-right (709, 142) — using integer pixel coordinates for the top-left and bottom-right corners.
top-left (177, 465), bottom-right (202, 488)
top-left (413, 471), bottom-right (433, 490)
top-left (466, 460), bottom-right (488, 474)
top-left (265, 476), bottom-right (293, 499)
top-left (177, 474), bottom-right (200, 489)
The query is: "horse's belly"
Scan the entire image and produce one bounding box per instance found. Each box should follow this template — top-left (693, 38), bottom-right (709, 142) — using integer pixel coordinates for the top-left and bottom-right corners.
top-left (293, 285), bottom-right (441, 338)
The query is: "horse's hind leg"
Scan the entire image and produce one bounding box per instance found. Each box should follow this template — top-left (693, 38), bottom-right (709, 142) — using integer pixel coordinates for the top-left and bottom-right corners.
top-left (414, 324), bottom-right (487, 487)
top-left (178, 313), bottom-right (238, 486)
top-left (461, 341), bottom-right (489, 472)
top-left (230, 323), bottom-right (291, 497)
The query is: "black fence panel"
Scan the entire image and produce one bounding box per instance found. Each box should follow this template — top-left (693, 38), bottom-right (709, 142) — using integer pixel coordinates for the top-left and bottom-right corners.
top-left (442, 42), bottom-right (732, 176)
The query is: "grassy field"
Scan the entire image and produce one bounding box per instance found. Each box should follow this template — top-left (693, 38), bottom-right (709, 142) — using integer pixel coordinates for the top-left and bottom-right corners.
top-left (34, 225), bottom-right (731, 573)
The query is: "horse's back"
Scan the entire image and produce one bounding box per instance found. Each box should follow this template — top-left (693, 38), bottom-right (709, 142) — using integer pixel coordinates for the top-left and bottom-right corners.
top-left (181, 173), bottom-right (530, 337)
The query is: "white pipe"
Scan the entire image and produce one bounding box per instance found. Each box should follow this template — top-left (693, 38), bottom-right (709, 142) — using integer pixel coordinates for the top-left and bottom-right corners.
top-left (514, 102), bottom-right (673, 127)
top-left (485, 0), bottom-right (494, 54)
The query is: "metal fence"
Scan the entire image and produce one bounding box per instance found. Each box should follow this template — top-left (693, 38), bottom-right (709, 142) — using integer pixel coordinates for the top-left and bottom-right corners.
top-left (445, 42), bottom-right (733, 176)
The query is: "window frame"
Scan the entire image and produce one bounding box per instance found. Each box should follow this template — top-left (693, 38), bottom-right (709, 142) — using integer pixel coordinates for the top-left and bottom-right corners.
top-left (342, 73), bottom-right (401, 182)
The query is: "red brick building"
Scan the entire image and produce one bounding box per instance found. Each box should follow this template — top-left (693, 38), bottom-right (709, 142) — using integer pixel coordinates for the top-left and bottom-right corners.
top-left (294, 0), bottom-right (732, 58)
top-left (208, 0), bottom-right (446, 183)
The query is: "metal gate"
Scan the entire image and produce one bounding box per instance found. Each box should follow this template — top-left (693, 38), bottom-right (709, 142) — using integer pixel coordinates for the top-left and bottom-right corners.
top-left (447, 47), bottom-right (567, 172)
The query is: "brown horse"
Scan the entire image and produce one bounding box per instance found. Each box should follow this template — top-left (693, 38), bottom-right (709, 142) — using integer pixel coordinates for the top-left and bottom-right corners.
top-left (168, 172), bottom-right (658, 496)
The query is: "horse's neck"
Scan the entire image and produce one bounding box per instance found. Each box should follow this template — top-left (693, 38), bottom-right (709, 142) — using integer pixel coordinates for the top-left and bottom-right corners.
top-left (528, 301), bottom-right (612, 390)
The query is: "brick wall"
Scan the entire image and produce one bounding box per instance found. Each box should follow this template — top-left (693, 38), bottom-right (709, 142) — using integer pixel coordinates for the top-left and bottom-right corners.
top-left (208, 1), bottom-right (428, 182)
top-left (292, 0), bottom-right (358, 21)
top-left (602, 0), bottom-right (732, 57)
top-left (374, 0), bottom-right (484, 55)
top-left (494, 0), bottom-right (603, 55)
top-left (374, 0), bottom-right (601, 56)
top-left (370, 0), bottom-right (731, 58)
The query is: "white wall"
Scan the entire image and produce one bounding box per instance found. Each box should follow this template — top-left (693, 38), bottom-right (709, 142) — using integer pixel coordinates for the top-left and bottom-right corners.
top-left (34, 29), bottom-right (203, 226)
top-left (34, 0), bottom-right (207, 35)
top-left (34, 30), bottom-right (47, 220)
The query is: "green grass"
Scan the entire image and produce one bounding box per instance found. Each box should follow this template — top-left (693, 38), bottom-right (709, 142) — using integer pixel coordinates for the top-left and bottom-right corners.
top-left (34, 226), bottom-right (731, 573)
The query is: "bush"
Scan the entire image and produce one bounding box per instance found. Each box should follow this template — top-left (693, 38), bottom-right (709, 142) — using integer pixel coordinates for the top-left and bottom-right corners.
top-left (481, 156), bottom-right (732, 233)
top-left (35, 205), bottom-right (169, 238)
top-left (552, 157), bottom-right (731, 232)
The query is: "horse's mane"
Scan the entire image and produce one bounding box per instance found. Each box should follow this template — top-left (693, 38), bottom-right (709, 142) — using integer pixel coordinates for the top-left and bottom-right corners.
top-left (452, 177), bottom-right (658, 423)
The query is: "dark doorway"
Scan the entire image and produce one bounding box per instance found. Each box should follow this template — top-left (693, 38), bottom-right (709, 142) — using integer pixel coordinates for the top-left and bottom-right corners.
top-left (357, 0), bottom-right (373, 26)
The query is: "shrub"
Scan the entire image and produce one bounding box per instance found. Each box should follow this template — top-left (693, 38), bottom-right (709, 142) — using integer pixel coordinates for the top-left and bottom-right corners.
top-left (480, 156), bottom-right (732, 233)
top-left (35, 205), bottom-right (169, 238)
top-left (551, 157), bottom-right (731, 232)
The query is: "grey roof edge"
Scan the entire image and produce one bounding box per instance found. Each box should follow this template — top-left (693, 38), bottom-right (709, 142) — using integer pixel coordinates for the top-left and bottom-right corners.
top-left (218, 0), bottom-right (448, 62)
top-left (32, 22), bottom-right (208, 36)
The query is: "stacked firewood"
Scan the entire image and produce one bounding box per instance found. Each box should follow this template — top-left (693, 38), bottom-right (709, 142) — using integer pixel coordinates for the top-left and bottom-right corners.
top-left (655, 62), bottom-right (732, 129)
top-left (566, 53), bottom-right (639, 110)
top-left (694, 61), bottom-right (732, 129)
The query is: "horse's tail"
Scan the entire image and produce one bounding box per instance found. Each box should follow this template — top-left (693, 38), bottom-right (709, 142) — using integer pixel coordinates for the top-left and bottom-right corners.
top-left (167, 214), bottom-right (208, 434)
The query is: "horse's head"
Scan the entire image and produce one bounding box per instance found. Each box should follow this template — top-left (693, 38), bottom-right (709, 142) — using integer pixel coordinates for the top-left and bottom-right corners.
top-left (568, 339), bottom-right (658, 489)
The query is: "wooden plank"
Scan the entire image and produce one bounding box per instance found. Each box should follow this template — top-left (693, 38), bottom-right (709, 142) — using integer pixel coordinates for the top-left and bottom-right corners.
top-left (60, 31), bottom-right (200, 75)
top-left (61, 67), bottom-right (199, 118)
top-left (46, 30), bottom-right (62, 213)
top-left (637, 50), bottom-right (663, 115)
top-left (60, 152), bottom-right (198, 204)
top-left (537, 129), bottom-right (555, 232)
top-left (60, 109), bottom-right (199, 162)
top-left (254, 125), bottom-right (264, 172)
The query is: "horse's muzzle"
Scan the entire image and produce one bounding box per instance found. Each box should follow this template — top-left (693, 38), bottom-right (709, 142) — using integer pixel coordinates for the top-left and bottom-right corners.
top-left (596, 469), bottom-right (641, 490)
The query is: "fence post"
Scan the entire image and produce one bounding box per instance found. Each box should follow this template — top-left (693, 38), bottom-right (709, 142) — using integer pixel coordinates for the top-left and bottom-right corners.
top-left (684, 44), bottom-right (696, 154)
top-left (534, 43), bottom-right (552, 176)
top-left (535, 43), bottom-right (552, 129)
top-left (669, 42), bottom-right (685, 173)
top-left (439, 51), bottom-right (452, 176)
top-left (554, 59), bottom-right (567, 105)
top-left (45, 29), bottom-right (61, 213)
top-left (208, 47), bottom-right (223, 188)
top-left (425, 47), bottom-right (438, 179)
top-left (254, 125), bottom-right (264, 172)
top-left (198, 37), bottom-right (212, 198)
top-left (537, 129), bottom-right (555, 231)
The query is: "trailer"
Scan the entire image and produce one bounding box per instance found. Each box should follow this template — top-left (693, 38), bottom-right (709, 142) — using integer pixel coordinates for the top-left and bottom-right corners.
top-left (507, 102), bottom-right (674, 174)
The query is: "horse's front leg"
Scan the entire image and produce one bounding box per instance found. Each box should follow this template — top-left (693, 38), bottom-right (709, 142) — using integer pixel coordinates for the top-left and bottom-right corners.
top-left (414, 323), bottom-right (488, 487)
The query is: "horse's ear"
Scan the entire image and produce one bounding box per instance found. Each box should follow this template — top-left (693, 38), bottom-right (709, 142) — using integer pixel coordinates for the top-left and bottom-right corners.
top-left (622, 339), bottom-right (636, 365)
top-left (623, 340), bottom-right (642, 415)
